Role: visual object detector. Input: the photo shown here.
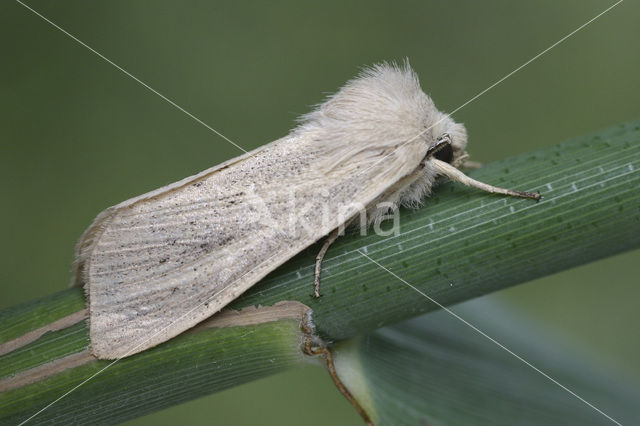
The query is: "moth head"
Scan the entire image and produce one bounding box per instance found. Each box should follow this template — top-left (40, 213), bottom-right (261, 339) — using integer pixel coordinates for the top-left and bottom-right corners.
top-left (428, 113), bottom-right (468, 168)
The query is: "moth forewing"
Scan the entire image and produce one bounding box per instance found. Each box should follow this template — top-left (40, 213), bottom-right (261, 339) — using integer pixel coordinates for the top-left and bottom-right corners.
top-left (71, 141), bottom-right (276, 288)
top-left (77, 135), bottom-right (425, 359)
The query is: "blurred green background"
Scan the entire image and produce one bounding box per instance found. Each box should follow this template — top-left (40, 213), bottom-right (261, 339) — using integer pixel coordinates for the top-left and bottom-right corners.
top-left (1, 1), bottom-right (638, 424)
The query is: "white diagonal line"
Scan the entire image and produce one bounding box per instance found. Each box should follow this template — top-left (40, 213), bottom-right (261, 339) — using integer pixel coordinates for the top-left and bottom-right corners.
top-left (357, 0), bottom-right (624, 177)
top-left (12, 1), bottom-right (626, 424)
top-left (17, 361), bottom-right (116, 426)
top-left (357, 250), bottom-right (622, 426)
top-left (15, 0), bottom-right (247, 154)
top-left (17, 246), bottom-right (285, 425)
top-left (446, 0), bottom-right (624, 118)
top-left (267, 154), bottom-right (637, 291)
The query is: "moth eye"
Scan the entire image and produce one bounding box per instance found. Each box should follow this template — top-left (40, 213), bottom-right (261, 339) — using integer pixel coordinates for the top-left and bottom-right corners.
top-left (434, 144), bottom-right (454, 163)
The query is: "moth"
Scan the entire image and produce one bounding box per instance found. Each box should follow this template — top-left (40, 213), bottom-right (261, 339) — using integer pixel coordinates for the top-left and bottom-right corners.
top-left (73, 62), bottom-right (539, 359)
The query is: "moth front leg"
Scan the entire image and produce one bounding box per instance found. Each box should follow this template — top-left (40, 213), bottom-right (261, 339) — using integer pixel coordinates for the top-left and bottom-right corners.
top-left (462, 160), bottom-right (483, 170)
top-left (313, 228), bottom-right (340, 298)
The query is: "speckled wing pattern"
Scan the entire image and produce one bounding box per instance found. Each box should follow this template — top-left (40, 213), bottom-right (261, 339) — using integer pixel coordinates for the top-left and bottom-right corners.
top-left (74, 134), bottom-right (415, 359)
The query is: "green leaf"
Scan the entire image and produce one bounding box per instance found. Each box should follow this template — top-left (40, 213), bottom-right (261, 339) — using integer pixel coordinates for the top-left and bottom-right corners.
top-left (0, 317), bottom-right (307, 424)
top-left (238, 121), bottom-right (640, 341)
top-left (334, 296), bottom-right (640, 425)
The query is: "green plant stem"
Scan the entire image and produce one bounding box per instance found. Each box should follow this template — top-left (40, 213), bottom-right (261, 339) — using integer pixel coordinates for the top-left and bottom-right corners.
top-left (1, 121), bottom-right (639, 424)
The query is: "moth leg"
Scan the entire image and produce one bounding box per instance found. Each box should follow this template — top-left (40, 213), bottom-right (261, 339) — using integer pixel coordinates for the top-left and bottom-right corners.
top-left (456, 153), bottom-right (483, 170)
top-left (313, 228), bottom-right (340, 298)
top-left (462, 160), bottom-right (483, 170)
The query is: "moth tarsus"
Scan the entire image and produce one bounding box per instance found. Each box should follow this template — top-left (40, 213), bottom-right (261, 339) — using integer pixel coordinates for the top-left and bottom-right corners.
top-left (462, 160), bottom-right (483, 170)
top-left (313, 229), bottom-right (340, 298)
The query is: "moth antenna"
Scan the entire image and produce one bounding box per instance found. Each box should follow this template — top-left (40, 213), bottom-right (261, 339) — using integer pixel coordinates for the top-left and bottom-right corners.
top-left (432, 159), bottom-right (541, 201)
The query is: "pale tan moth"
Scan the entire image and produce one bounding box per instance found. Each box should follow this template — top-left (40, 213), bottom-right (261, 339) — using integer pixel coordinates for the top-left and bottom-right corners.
top-left (73, 62), bottom-right (539, 359)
